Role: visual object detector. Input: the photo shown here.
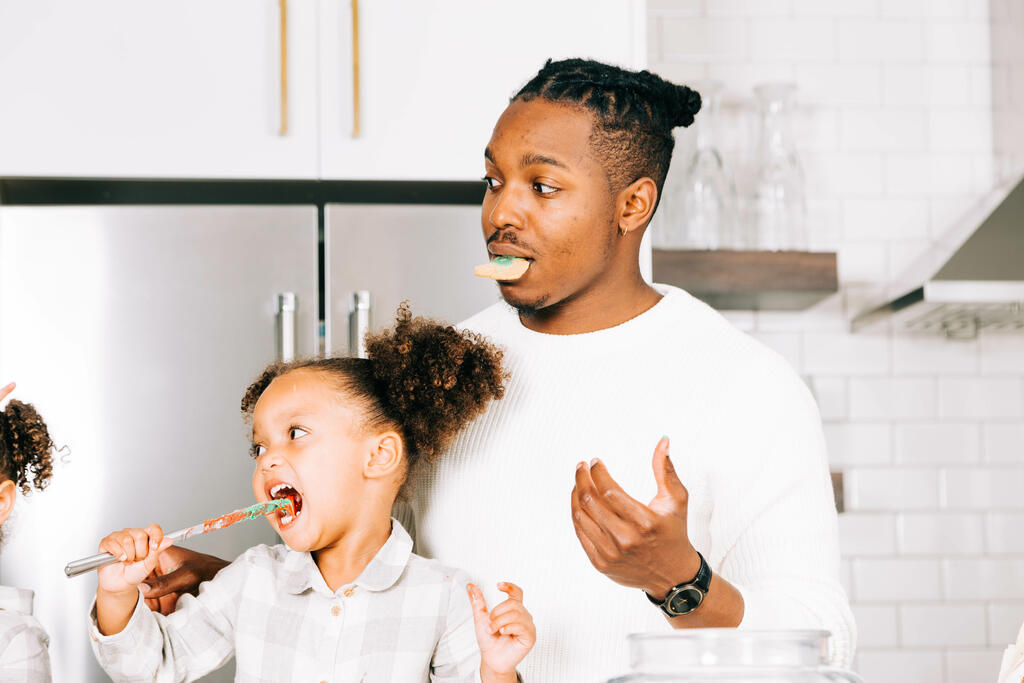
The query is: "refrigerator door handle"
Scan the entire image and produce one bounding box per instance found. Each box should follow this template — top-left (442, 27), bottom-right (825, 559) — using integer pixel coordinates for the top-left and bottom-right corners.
top-left (349, 290), bottom-right (371, 358)
top-left (277, 292), bottom-right (297, 362)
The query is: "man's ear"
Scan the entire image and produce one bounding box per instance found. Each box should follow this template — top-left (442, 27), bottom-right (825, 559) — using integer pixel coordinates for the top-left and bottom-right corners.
top-left (616, 177), bottom-right (658, 237)
top-left (364, 432), bottom-right (405, 480)
top-left (0, 479), bottom-right (17, 527)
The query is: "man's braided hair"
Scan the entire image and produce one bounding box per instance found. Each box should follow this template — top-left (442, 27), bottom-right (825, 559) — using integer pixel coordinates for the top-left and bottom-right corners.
top-left (512, 58), bottom-right (702, 206)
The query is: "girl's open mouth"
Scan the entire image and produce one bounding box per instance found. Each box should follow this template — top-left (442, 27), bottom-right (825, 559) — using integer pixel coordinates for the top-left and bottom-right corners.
top-left (269, 483), bottom-right (303, 528)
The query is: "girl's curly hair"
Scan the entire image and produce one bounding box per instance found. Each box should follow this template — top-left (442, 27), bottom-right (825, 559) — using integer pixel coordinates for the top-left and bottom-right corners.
top-left (241, 303), bottom-right (505, 497)
top-left (0, 400), bottom-right (55, 495)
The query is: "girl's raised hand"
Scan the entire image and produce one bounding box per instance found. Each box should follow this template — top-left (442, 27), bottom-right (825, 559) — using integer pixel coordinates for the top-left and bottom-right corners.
top-left (468, 582), bottom-right (535, 681)
top-left (97, 525), bottom-right (173, 595)
top-left (0, 382), bottom-right (14, 403)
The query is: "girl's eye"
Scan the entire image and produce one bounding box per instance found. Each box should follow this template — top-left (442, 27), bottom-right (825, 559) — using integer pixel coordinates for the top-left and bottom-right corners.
top-left (250, 444), bottom-right (266, 459)
top-left (533, 181), bottom-right (557, 195)
top-left (482, 176), bottom-right (502, 190)
top-left (289, 427), bottom-right (308, 440)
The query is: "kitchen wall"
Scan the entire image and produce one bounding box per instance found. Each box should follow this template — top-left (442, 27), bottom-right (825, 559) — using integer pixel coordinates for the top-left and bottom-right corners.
top-left (647, 1), bottom-right (1024, 682)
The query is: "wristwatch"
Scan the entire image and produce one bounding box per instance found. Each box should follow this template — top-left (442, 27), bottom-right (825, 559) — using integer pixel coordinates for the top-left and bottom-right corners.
top-left (645, 551), bottom-right (712, 617)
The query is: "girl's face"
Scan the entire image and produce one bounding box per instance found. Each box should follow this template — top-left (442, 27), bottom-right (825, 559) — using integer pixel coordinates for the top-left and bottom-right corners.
top-left (250, 369), bottom-right (377, 552)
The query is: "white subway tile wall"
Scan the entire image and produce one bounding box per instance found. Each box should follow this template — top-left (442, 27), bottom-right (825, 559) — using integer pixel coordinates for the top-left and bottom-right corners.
top-left (649, 2), bottom-right (1024, 681)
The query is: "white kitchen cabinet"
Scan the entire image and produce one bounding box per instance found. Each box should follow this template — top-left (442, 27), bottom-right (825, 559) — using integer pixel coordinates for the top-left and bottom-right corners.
top-left (0, 0), bottom-right (643, 180)
top-left (317, 0), bottom-right (646, 180)
top-left (0, 0), bottom-right (319, 178)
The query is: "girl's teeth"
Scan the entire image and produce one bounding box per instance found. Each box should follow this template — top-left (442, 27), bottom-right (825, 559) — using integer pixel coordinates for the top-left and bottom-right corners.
top-left (280, 514), bottom-right (294, 524)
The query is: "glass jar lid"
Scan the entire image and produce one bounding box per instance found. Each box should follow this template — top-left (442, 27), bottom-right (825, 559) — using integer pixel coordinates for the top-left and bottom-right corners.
top-left (628, 629), bottom-right (832, 673)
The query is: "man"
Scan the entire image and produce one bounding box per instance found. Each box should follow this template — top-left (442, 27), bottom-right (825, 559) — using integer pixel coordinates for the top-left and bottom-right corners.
top-left (145, 59), bottom-right (854, 681)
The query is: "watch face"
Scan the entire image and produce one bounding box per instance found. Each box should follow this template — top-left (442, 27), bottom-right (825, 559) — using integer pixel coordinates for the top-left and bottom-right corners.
top-left (668, 586), bottom-right (704, 615)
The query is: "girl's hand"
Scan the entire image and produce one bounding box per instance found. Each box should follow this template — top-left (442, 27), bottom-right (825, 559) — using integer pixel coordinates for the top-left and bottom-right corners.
top-left (97, 525), bottom-right (173, 596)
top-left (468, 582), bottom-right (535, 681)
top-left (0, 382), bottom-right (14, 403)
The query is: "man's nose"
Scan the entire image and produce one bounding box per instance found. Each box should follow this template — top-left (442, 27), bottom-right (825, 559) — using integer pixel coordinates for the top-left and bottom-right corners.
top-left (487, 185), bottom-right (527, 232)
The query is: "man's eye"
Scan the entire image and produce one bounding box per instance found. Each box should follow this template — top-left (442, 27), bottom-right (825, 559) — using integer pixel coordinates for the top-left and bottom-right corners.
top-left (289, 427), bottom-right (309, 440)
top-left (482, 176), bottom-right (501, 190)
top-left (534, 182), bottom-right (557, 194)
top-left (250, 444), bottom-right (266, 459)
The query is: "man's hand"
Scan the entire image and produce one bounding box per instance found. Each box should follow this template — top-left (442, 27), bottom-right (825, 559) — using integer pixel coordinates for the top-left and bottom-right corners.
top-left (140, 546), bottom-right (230, 614)
top-left (570, 437), bottom-right (700, 600)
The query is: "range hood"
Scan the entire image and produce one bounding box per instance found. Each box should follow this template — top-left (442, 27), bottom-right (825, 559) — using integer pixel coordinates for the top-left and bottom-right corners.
top-left (852, 173), bottom-right (1024, 338)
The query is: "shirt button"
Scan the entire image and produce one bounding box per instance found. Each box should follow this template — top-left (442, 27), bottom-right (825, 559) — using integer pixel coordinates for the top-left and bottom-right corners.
top-left (330, 604), bottom-right (342, 617)
top-left (343, 587), bottom-right (355, 598)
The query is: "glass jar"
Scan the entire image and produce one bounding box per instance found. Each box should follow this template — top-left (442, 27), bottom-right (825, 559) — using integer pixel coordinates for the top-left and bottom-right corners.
top-left (654, 80), bottom-right (736, 250)
top-left (750, 83), bottom-right (807, 251)
top-left (676, 80), bottom-right (736, 249)
top-left (607, 630), bottom-right (863, 683)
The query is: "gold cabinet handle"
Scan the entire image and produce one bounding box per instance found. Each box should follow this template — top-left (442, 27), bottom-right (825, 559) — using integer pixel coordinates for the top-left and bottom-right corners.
top-left (279, 0), bottom-right (288, 136)
top-left (351, 0), bottom-right (360, 138)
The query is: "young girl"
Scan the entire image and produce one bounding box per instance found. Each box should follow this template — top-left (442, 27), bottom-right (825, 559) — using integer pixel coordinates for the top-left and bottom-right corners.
top-left (90, 307), bottom-right (535, 682)
top-left (0, 382), bottom-right (55, 680)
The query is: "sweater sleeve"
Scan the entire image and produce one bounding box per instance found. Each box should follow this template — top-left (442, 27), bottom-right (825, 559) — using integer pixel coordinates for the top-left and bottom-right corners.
top-left (708, 363), bottom-right (856, 668)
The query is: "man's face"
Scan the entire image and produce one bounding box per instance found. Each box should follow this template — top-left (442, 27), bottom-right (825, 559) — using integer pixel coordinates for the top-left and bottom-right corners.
top-left (481, 98), bottom-right (619, 314)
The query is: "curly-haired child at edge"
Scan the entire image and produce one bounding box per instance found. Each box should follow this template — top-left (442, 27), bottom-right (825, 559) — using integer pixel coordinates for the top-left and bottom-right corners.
top-left (0, 382), bottom-right (56, 681)
top-left (89, 305), bottom-right (534, 682)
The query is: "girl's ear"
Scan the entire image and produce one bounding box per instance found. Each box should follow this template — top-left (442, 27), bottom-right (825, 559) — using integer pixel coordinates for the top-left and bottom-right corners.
top-left (364, 432), bottom-right (404, 480)
top-left (0, 479), bottom-right (16, 527)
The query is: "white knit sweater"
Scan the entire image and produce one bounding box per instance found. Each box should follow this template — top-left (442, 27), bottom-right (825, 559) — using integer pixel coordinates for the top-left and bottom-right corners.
top-left (403, 284), bottom-right (855, 682)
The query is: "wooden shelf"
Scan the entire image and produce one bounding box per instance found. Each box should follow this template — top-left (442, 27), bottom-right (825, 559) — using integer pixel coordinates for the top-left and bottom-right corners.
top-left (652, 249), bottom-right (839, 311)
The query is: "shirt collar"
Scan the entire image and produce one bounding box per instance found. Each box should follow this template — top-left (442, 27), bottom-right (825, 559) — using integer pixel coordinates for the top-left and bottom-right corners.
top-left (282, 517), bottom-right (413, 595)
top-left (0, 586), bottom-right (34, 616)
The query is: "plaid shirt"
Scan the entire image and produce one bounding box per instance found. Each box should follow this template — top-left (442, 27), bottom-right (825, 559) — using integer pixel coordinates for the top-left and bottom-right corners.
top-left (89, 520), bottom-right (481, 683)
top-left (0, 586), bottom-right (51, 683)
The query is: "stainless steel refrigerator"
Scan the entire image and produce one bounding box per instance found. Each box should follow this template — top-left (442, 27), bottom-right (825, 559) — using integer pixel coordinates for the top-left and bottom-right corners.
top-left (323, 203), bottom-right (500, 355)
top-left (0, 201), bottom-right (499, 681)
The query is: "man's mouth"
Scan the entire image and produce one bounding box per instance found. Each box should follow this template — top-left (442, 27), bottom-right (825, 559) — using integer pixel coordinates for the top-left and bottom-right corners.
top-left (268, 483), bottom-right (303, 528)
top-left (474, 255), bottom-right (531, 281)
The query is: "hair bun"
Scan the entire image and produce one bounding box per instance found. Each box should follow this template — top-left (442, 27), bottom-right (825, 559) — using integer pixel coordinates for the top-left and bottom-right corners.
top-left (673, 85), bottom-right (702, 128)
top-left (366, 303), bottom-right (505, 462)
top-left (0, 400), bottom-right (55, 495)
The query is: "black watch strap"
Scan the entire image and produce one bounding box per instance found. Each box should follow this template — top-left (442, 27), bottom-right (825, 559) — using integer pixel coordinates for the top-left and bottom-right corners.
top-left (645, 551), bottom-right (711, 617)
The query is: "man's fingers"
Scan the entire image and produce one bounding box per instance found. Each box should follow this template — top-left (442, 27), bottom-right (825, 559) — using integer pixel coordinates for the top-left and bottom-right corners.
top-left (571, 496), bottom-right (618, 563)
top-left (573, 467), bottom-right (643, 554)
top-left (141, 565), bottom-right (198, 598)
top-left (571, 517), bottom-right (604, 566)
top-left (588, 458), bottom-right (654, 528)
top-left (0, 382), bottom-right (14, 402)
top-left (574, 462), bottom-right (629, 531)
top-left (651, 437), bottom-right (688, 508)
